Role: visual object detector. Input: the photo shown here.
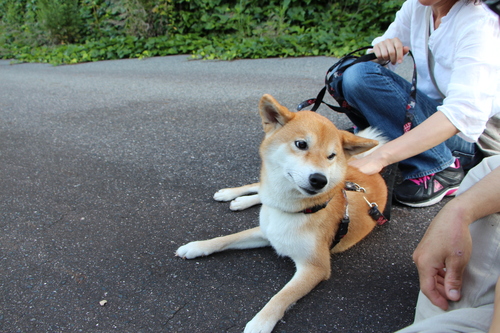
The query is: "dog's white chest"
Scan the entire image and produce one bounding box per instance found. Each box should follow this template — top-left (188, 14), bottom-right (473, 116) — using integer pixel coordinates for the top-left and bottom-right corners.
top-left (259, 206), bottom-right (316, 261)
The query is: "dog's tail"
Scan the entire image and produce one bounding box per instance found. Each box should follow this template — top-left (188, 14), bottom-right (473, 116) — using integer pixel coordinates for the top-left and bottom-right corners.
top-left (354, 127), bottom-right (388, 158)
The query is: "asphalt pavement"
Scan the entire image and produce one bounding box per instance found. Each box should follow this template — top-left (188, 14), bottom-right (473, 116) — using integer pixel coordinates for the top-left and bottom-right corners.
top-left (0, 55), bottom-right (447, 333)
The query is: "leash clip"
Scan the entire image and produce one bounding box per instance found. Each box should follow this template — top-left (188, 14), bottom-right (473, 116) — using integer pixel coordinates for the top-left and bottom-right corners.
top-left (363, 196), bottom-right (375, 208)
top-left (363, 197), bottom-right (388, 225)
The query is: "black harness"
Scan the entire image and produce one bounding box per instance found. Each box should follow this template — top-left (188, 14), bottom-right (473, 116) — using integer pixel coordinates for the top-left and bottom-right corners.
top-left (330, 188), bottom-right (351, 250)
top-left (297, 182), bottom-right (387, 250)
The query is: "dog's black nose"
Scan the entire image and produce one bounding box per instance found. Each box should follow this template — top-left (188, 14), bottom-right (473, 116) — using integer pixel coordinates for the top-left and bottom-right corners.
top-left (309, 173), bottom-right (327, 190)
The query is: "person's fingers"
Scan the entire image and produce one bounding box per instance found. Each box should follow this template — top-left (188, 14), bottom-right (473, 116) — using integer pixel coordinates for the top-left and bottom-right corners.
top-left (372, 43), bottom-right (388, 62)
top-left (435, 270), bottom-right (448, 300)
top-left (394, 40), bottom-right (405, 64)
top-left (417, 267), bottom-right (450, 310)
top-left (374, 39), bottom-right (407, 65)
top-left (444, 260), bottom-right (465, 302)
top-left (413, 251), bottom-right (449, 310)
top-left (384, 40), bottom-right (398, 64)
top-left (386, 38), bottom-right (401, 64)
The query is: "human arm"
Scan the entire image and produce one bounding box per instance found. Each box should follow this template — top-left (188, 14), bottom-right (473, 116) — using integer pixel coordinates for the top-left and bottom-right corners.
top-left (490, 277), bottom-right (500, 333)
top-left (349, 110), bottom-right (459, 175)
top-left (369, 0), bottom-right (413, 66)
top-left (412, 164), bottom-right (500, 310)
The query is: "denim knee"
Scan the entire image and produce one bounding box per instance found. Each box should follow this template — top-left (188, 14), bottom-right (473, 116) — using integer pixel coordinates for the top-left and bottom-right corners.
top-left (342, 62), bottom-right (377, 93)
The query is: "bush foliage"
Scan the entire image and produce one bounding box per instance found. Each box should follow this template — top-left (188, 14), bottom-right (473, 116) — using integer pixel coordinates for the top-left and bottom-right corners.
top-left (0, 0), bottom-right (404, 65)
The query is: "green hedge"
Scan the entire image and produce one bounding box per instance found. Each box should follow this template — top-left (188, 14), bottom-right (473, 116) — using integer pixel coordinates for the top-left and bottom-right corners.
top-left (0, 0), bottom-right (404, 65)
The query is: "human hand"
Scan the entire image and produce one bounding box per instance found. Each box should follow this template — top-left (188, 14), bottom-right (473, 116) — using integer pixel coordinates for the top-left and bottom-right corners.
top-left (372, 38), bottom-right (410, 65)
top-left (412, 202), bottom-right (472, 310)
top-left (348, 154), bottom-right (386, 175)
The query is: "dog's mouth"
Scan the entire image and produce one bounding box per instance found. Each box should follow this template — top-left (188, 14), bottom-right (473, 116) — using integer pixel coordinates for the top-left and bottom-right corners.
top-left (300, 187), bottom-right (318, 196)
top-left (287, 172), bottom-right (324, 196)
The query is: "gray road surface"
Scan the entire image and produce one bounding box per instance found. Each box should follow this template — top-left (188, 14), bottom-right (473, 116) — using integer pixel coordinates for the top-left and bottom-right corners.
top-left (0, 55), bottom-right (443, 333)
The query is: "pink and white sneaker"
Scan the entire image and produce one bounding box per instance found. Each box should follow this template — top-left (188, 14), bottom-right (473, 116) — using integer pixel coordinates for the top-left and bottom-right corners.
top-left (394, 160), bottom-right (464, 208)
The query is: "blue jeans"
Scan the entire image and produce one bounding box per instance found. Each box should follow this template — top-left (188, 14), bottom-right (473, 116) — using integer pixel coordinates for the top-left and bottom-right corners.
top-left (341, 61), bottom-right (478, 180)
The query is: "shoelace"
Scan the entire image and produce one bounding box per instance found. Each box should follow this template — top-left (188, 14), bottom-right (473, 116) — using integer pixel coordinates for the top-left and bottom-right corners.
top-left (409, 174), bottom-right (434, 188)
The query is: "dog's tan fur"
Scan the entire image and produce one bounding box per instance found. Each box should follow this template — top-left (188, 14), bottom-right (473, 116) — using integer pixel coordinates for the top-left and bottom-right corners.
top-left (176, 94), bottom-right (387, 333)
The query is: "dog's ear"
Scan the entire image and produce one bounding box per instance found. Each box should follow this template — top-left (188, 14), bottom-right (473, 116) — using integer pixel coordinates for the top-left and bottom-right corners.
top-left (259, 94), bottom-right (294, 134)
top-left (341, 130), bottom-right (379, 157)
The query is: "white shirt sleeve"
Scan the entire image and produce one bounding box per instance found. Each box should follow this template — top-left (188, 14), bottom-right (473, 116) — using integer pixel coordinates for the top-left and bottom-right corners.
top-left (436, 6), bottom-right (500, 142)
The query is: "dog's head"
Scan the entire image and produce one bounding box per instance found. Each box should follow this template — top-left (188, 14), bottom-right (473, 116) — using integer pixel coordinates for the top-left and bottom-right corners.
top-left (258, 94), bottom-right (378, 198)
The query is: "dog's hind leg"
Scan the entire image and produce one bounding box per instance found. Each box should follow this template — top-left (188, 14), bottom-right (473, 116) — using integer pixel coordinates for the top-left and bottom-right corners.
top-left (214, 183), bottom-right (261, 211)
top-left (244, 258), bottom-right (331, 333)
top-left (176, 227), bottom-right (269, 259)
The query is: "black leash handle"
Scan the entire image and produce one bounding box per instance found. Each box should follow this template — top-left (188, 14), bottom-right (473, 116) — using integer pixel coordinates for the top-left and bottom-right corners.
top-left (298, 47), bottom-right (418, 132)
top-left (298, 46), bottom-right (378, 112)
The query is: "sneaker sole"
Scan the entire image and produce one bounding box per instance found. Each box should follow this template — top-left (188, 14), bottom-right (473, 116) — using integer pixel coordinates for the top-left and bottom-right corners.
top-left (395, 186), bottom-right (459, 208)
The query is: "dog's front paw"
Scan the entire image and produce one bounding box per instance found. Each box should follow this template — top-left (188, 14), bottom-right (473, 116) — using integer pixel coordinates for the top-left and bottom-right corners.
top-left (213, 188), bottom-right (238, 202)
top-left (244, 316), bottom-right (276, 333)
top-left (229, 195), bottom-right (259, 211)
top-left (176, 241), bottom-right (212, 259)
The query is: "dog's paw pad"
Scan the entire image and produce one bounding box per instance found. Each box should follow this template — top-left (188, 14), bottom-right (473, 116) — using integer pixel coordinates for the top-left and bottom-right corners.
top-left (214, 188), bottom-right (236, 201)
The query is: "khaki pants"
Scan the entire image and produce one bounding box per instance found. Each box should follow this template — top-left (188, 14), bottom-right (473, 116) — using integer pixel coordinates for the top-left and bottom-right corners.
top-left (397, 156), bottom-right (500, 333)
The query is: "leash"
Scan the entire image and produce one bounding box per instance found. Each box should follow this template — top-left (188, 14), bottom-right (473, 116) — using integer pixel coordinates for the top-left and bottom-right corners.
top-left (330, 182), bottom-right (388, 250)
top-left (297, 48), bottom-right (418, 134)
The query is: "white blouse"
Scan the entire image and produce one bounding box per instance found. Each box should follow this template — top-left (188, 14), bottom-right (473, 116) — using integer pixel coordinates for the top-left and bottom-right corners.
top-left (372, 0), bottom-right (500, 142)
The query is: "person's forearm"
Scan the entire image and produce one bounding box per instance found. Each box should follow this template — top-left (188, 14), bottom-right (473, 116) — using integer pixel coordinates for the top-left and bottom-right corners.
top-left (490, 277), bottom-right (500, 333)
top-left (371, 111), bottom-right (459, 168)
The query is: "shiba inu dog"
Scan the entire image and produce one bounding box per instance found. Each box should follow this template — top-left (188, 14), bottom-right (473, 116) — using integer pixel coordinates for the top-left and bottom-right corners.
top-left (176, 94), bottom-right (387, 333)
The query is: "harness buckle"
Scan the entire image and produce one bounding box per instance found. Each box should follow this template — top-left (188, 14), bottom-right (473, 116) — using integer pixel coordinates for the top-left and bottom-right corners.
top-left (345, 181), bottom-right (366, 193)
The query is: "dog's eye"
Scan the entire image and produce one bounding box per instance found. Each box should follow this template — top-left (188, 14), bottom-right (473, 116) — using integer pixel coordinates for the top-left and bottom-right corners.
top-left (328, 153), bottom-right (336, 160)
top-left (295, 140), bottom-right (308, 150)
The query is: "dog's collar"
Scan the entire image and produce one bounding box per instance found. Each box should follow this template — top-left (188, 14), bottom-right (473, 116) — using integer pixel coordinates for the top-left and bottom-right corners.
top-left (299, 199), bottom-right (331, 214)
